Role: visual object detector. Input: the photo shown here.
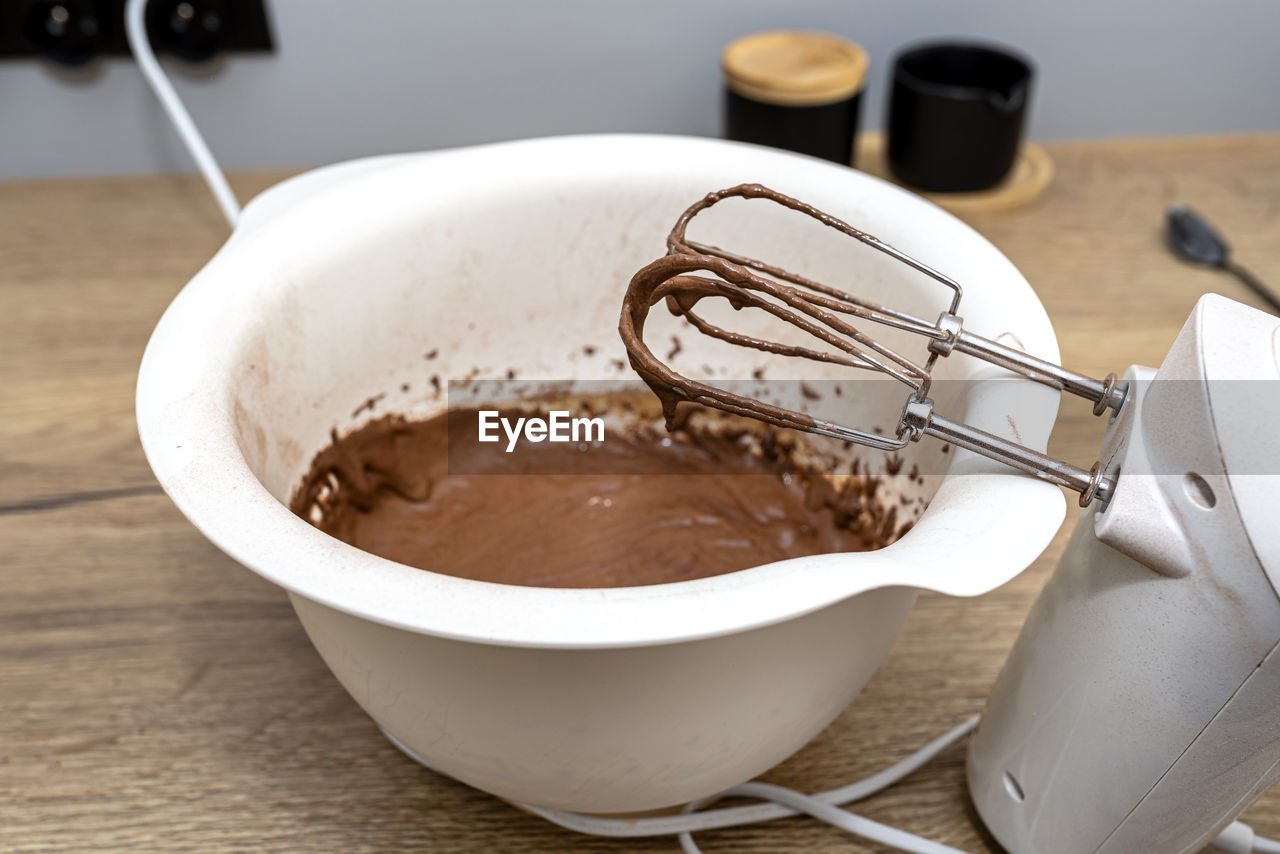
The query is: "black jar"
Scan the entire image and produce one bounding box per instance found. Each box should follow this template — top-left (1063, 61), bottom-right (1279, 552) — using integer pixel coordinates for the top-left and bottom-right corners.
top-left (722, 31), bottom-right (869, 166)
top-left (887, 43), bottom-right (1034, 192)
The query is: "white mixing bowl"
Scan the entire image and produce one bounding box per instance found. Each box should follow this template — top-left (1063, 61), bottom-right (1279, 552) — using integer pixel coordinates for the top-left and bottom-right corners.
top-left (136, 134), bottom-right (1065, 813)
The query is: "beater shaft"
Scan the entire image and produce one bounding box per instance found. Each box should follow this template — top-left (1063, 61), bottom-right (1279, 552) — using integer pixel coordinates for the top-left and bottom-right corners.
top-left (906, 402), bottom-right (1114, 503)
top-left (951, 331), bottom-right (1125, 415)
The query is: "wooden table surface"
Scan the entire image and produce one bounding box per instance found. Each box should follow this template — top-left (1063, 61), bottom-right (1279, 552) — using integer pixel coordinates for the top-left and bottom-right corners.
top-left (3, 135), bottom-right (1279, 852)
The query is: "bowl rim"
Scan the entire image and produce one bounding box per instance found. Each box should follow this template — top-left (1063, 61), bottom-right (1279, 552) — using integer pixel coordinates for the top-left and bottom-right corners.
top-left (136, 133), bottom-right (1066, 650)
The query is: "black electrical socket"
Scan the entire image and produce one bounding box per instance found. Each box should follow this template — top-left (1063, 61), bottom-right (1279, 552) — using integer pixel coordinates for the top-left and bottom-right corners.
top-left (0, 0), bottom-right (272, 65)
top-left (18, 0), bottom-right (105, 65)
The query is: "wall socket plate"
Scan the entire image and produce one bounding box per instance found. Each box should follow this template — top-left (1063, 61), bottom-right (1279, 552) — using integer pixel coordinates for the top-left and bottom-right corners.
top-left (0, 0), bottom-right (272, 64)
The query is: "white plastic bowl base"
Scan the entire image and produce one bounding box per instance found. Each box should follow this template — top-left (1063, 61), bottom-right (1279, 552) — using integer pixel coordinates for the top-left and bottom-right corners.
top-left (291, 587), bottom-right (917, 811)
top-left (136, 134), bottom-right (1065, 812)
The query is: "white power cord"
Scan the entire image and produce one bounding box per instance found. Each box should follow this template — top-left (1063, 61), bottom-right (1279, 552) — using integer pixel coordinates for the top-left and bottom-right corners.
top-left (679, 782), bottom-right (964, 854)
top-left (124, 0), bottom-right (241, 228)
top-left (1214, 820), bottom-right (1280, 854)
top-left (514, 715), bottom-right (978, 853)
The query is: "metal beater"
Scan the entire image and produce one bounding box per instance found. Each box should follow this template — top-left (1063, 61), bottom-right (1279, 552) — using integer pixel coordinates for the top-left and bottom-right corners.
top-left (619, 183), bottom-right (1124, 506)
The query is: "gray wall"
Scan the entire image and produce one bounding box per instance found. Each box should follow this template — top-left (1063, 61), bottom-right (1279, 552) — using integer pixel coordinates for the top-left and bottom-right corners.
top-left (2, 0), bottom-right (1277, 179)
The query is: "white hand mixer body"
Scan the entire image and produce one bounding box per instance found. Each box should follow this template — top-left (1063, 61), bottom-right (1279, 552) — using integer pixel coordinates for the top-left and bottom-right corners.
top-left (969, 293), bottom-right (1280, 853)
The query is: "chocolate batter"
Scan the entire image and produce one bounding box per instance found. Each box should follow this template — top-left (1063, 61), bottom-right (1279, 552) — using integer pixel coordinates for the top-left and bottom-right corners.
top-left (290, 399), bottom-right (905, 588)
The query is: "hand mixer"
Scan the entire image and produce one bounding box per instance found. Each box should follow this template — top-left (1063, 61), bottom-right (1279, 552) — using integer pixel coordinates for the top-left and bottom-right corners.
top-left (619, 184), bottom-right (1280, 853)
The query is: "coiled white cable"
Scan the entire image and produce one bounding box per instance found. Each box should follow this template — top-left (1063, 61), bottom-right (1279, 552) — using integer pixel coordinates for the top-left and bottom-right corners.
top-left (124, 0), bottom-right (241, 228)
top-left (514, 715), bottom-right (978, 853)
top-left (391, 713), bottom-right (1280, 853)
top-left (681, 782), bottom-right (964, 854)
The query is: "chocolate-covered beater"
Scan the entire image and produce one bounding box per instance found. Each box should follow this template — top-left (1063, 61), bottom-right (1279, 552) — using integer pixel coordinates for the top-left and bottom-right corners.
top-left (619, 184), bottom-right (1124, 506)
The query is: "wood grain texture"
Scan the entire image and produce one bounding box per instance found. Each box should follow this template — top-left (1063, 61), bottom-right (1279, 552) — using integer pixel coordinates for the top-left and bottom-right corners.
top-left (3, 136), bottom-right (1279, 853)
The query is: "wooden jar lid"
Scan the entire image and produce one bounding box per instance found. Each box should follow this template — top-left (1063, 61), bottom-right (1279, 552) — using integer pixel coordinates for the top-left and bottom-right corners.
top-left (723, 31), bottom-right (869, 107)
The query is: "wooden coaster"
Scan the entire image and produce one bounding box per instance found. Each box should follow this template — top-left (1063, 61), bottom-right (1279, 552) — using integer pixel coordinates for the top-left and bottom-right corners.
top-left (854, 131), bottom-right (1054, 214)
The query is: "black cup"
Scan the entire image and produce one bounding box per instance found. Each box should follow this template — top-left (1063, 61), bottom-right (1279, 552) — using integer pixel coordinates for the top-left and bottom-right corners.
top-left (887, 43), bottom-right (1033, 192)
